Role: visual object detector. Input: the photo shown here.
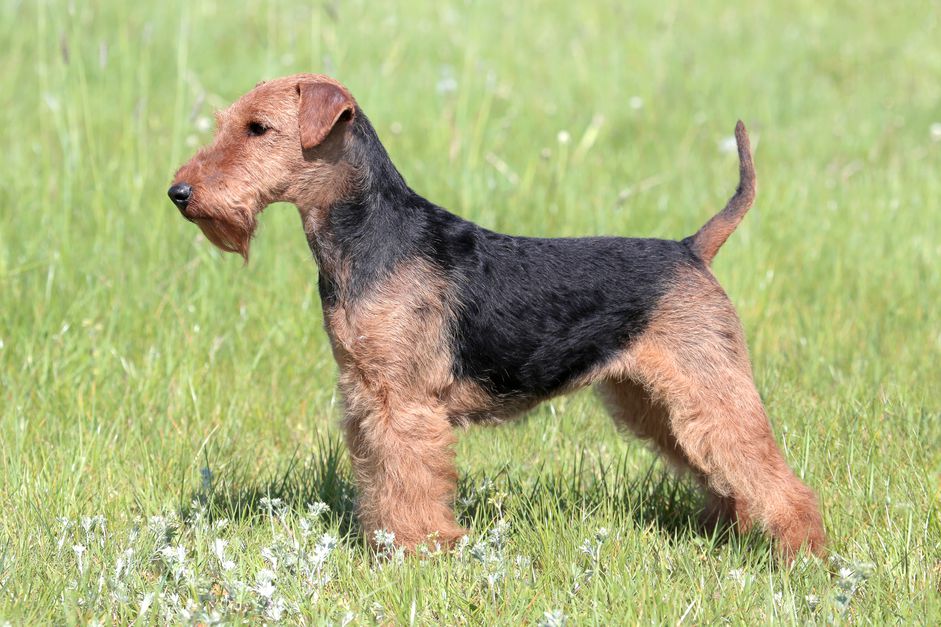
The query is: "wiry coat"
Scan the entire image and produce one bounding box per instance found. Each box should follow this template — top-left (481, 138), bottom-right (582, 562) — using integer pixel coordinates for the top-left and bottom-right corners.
top-left (169, 74), bottom-right (825, 558)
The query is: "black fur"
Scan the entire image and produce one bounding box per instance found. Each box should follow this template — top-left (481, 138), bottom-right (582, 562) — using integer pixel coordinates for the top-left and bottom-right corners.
top-left (446, 233), bottom-right (694, 398)
top-left (310, 112), bottom-right (699, 404)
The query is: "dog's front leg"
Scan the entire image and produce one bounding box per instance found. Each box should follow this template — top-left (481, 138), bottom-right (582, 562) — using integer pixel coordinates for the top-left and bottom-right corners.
top-left (341, 382), bottom-right (466, 552)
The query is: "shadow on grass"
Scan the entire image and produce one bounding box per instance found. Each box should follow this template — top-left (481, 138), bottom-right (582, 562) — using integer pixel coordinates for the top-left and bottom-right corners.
top-left (189, 437), bottom-right (361, 541)
top-left (188, 437), bottom-right (737, 550)
top-left (457, 452), bottom-right (718, 545)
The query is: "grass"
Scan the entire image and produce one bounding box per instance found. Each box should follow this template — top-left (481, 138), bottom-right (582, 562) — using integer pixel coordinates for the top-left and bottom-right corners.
top-left (1, 0), bottom-right (940, 622)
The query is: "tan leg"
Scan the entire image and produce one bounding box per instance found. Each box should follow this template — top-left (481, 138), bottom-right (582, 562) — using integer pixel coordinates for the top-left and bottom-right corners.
top-left (342, 385), bottom-right (466, 551)
top-left (597, 378), bottom-right (752, 533)
top-left (626, 339), bottom-right (825, 558)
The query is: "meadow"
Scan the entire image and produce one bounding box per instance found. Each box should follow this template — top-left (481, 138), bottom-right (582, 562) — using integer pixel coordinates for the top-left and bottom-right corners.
top-left (1, 0), bottom-right (940, 623)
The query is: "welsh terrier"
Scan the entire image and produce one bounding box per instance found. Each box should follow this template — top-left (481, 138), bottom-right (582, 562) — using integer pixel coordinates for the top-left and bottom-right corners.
top-left (168, 74), bottom-right (825, 558)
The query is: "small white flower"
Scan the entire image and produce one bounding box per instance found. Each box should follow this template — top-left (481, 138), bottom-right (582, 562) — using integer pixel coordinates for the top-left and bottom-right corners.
top-left (255, 569), bottom-right (277, 598)
top-left (72, 544), bottom-right (86, 574)
top-left (259, 496), bottom-right (284, 516)
top-left (138, 593), bottom-right (154, 617)
top-left (265, 596), bottom-right (286, 621)
top-left (557, 130), bottom-right (571, 145)
top-left (212, 538), bottom-right (227, 559)
top-left (195, 116), bottom-right (212, 133)
top-left (373, 529), bottom-right (396, 548)
top-left (212, 538), bottom-right (236, 571)
top-left (539, 609), bottom-right (567, 627)
top-left (55, 517), bottom-right (72, 551)
top-left (718, 135), bottom-right (738, 154)
top-left (318, 533), bottom-right (337, 553)
top-left (436, 66), bottom-right (458, 94)
top-left (930, 122), bottom-right (941, 142)
top-left (454, 535), bottom-right (470, 559)
top-left (306, 501), bottom-right (330, 517)
top-left (629, 96), bottom-right (643, 110)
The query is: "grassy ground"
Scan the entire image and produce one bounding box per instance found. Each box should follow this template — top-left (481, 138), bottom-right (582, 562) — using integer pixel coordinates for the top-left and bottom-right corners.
top-left (2, 0), bottom-right (940, 623)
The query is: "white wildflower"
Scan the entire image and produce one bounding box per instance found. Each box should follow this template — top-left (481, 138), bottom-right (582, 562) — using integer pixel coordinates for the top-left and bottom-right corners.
top-left (138, 592), bottom-right (154, 618)
top-left (316, 533), bottom-right (337, 556)
top-left (454, 535), bottom-right (470, 559)
top-left (265, 596), bottom-right (286, 621)
top-left (56, 517), bottom-right (72, 552)
top-left (306, 502), bottom-right (330, 518)
top-left (212, 538), bottom-right (236, 571)
top-left (254, 569), bottom-right (277, 599)
top-left (159, 544), bottom-right (187, 582)
top-left (833, 561), bottom-right (874, 615)
top-left (72, 544), bottom-right (86, 575)
top-left (718, 135), bottom-right (738, 154)
top-left (259, 496), bottom-right (285, 517)
top-left (436, 66), bottom-right (458, 94)
top-left (931, 122), bottom-right (941, 142)
top-left (539, 609), bottom-right (567, 627)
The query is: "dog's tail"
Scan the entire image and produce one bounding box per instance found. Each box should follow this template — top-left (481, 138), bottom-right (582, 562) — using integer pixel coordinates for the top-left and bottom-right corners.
top-left (684, 121), bottom-right (756, 265)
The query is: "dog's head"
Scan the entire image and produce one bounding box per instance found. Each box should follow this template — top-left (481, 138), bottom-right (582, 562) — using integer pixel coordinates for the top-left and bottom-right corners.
top-left (168, 74), bottom-right (358, 259)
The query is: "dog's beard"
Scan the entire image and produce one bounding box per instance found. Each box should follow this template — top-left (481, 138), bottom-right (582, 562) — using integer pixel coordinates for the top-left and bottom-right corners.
top-left (195, 210), bottom-right (257, 261)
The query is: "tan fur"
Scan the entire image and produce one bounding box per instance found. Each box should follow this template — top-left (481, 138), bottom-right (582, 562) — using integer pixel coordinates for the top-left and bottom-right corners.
top-left (171, 74), bottom-right (357, 261)
top-left (170, 79), bottom-right (821, 558)
top-left (592, 267), bottom-right (824, 557)
top-left (326, 260), bottom-right (467, 549)
top-left (687, 120), bottom-right (757, 265)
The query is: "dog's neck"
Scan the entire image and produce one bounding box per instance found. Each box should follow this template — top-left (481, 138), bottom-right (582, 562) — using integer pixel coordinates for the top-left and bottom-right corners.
top-left (299, 111), bottom-right (427, 307)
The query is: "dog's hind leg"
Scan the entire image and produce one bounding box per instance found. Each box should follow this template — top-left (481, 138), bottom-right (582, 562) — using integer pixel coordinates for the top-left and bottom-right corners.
top-left (597, 378), bottom-right (752, 533)
top-left (620, 279), bottom-right (824, 558)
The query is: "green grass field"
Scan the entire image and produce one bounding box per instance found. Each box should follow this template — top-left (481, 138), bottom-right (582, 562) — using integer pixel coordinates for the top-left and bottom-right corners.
top-left (2, 0), bottom-right (940, 623)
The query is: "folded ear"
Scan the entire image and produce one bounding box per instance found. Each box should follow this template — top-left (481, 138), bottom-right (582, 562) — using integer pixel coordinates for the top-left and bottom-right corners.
top-left (296, 81), bottom-right (355, 151)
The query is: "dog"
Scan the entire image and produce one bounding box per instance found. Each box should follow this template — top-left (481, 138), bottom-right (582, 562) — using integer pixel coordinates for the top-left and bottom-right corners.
top-left (168, 74), bottom-right (825, 558)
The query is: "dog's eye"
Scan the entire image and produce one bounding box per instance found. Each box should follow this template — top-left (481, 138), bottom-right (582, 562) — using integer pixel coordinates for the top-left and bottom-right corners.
top-left (247, 122), bottom-right (269, 137)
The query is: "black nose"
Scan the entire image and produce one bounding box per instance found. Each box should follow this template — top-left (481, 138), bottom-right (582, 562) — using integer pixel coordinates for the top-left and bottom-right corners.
top-left (168, 183), bottom-right (192, 209)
